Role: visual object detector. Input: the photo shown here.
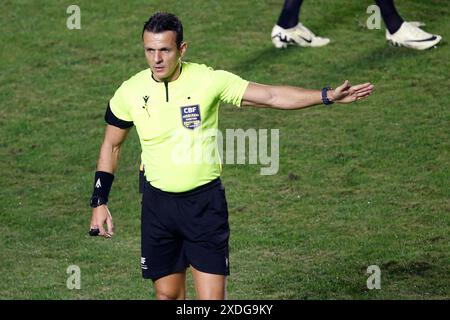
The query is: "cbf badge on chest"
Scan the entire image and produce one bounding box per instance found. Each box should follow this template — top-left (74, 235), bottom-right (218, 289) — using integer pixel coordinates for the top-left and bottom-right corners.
top-left (180, 105), bottom-right (201, 129)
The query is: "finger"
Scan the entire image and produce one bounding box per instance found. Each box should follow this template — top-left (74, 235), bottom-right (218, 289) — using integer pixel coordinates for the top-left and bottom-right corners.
top-left (357, 91), bottom-right (373, 98)
top-left (105, 206), bottom-right (114, 236)
top-left (101, 230), bottom-right (111, 238)
top-left (354, 88), bottom-right (373, 97)
top-left (356, 92), bottom-right (373, 100)
top-left (97, 224), bottom-right (107, 237)
top-left (354, 84), bottom-right (374, 93)
top-left (354, 86), bottom-right (373, 94)
top-left (350, 82), bottom-right (372, 92)
top-left (350, 87), bottom-right (373, 98)
top-left (336, 80), bottom-right (350, 92)
top-left (106, 215), bottom-right (114, 236)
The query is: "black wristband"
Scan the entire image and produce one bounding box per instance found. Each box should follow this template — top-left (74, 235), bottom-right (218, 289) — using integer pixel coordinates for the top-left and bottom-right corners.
top-left (91, 171), bottom-right (114, 204)
top-left (322, 87), bottom-right (334, 106)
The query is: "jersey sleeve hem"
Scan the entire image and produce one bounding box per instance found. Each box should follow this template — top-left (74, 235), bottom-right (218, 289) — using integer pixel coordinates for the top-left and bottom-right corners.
top-left (235, 80), bottom-right (250, 108)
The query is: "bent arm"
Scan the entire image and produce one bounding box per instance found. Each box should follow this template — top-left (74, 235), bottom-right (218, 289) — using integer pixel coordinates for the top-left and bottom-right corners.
top-left (241, 81), bottom-right (373, 109)
top-left (97, 124), bottom-right (131, 173)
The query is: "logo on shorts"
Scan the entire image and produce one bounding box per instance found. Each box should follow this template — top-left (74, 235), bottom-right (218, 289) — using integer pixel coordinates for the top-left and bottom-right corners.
top-left (141, 257), bottom-right (148, 270)
top-left (180, 105), bottom-right (201, 129)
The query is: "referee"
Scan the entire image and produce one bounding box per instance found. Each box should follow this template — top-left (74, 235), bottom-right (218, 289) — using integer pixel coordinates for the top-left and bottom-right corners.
top-left (89, 12), bottom-right (373, 300)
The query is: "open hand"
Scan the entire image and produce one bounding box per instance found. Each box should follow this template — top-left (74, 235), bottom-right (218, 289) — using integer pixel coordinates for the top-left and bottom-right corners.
top-left (332, 80), bottom-right (374, 103)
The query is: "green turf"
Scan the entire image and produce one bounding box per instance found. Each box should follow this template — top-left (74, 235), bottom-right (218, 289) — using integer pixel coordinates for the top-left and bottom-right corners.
top-left (0, 0), bottom-right (449, 300)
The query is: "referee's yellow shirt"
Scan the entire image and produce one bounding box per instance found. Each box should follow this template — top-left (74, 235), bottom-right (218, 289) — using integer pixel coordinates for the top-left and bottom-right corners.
top-left (107, 61), bottom-right (249, 192)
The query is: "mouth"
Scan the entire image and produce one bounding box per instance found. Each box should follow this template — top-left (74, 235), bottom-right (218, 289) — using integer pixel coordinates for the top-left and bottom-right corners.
top-left (153, 66), bottom-right (165, 73)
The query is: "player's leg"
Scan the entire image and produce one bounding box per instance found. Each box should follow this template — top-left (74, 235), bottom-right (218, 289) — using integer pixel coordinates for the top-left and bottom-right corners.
top-left (271, 0), bottom-right (329, 48)
top-left (376, 0), bottom-right (403, 34)
top-left (177, 179), bottom-right (231, 300)
top-left (277, 0), bottom-right (303, 30)
top-left (141, 181), bottom-right (189, 299)
top-left (154, 272), bottom-right (187, 300)
top-left (191, 267), bottom-right (227, 300)
top-left (378, 0), bottom-right (442, 50)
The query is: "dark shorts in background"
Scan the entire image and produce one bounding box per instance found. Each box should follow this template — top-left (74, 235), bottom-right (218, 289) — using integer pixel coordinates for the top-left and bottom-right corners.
top-left (141, 178), bottom-right (230, 281)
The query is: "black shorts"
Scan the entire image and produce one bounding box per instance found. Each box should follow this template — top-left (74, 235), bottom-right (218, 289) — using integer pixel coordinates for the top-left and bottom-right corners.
top-left (141, 178), bottom-right (230, 281)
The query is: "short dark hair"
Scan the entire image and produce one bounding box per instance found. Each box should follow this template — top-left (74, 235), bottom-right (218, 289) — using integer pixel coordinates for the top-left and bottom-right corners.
top-left (142, 12), bottom-right (183, 48)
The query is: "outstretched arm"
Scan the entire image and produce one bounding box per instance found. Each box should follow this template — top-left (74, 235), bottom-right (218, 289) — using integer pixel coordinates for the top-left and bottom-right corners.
top-left (241, 80), bottom-right (374, 109)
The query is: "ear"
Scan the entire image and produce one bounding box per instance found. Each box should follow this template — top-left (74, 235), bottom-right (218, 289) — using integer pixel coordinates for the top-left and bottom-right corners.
top-left (179, 42), bottom-right (188, 58)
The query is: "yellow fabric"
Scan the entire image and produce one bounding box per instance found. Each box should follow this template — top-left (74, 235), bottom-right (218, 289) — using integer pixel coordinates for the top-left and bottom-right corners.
top-left (109, 61), bottom-right (249, 192)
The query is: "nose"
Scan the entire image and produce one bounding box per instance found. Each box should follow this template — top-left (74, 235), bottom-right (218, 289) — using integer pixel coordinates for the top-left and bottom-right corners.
top-left (154, 50), bottom-right (163, 64)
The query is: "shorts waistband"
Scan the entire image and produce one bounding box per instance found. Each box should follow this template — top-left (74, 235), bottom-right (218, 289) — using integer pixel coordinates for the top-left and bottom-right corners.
top-left (145, 178), bottom-right (222, 197)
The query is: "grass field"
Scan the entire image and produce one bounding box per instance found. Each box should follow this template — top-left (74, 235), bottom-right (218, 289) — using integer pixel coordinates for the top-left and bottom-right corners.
top-left (0, 0), bottom-right (449, 300)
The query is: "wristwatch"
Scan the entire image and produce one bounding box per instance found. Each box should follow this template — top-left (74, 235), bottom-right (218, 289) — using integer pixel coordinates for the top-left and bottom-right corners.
top-left (90, 195), bottom-right (107, 208)
top-left (322, 87), bottom-right (334, 106)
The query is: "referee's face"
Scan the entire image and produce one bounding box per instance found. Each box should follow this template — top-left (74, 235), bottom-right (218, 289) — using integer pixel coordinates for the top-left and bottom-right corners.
top-left (143, 31), bottom-right (187, 82)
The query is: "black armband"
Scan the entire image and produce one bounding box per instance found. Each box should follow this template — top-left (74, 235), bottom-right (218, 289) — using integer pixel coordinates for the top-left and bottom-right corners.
top-left (105, 103), bottom-right (134, 129)
top-left (90, 171), bottom-right (114, 207)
